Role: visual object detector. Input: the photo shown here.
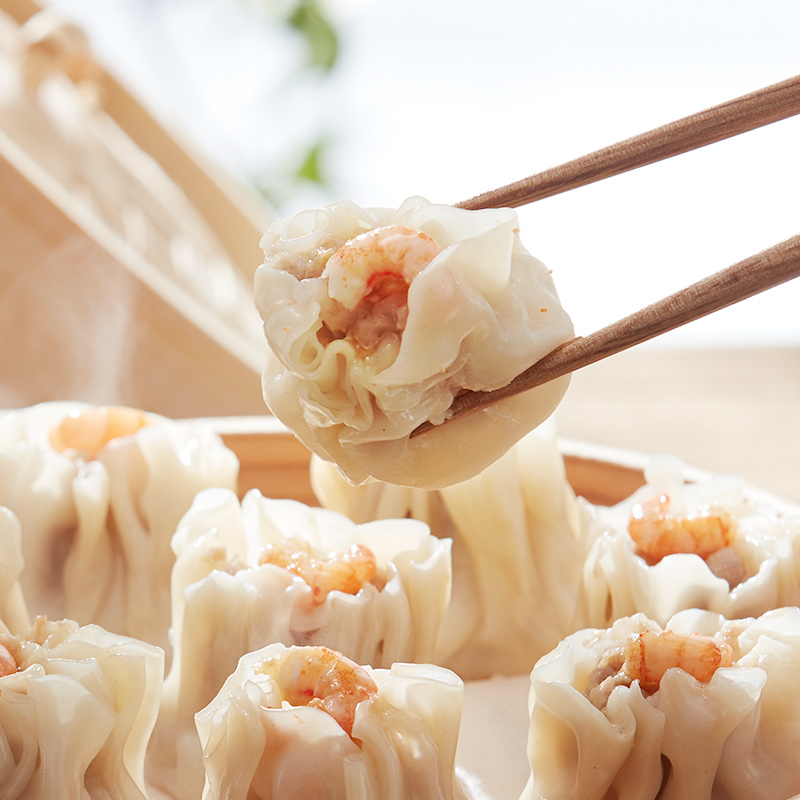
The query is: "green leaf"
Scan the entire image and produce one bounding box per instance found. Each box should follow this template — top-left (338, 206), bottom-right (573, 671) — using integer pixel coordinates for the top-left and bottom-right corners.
top-left (287, 0), bottom-right (339, 70)
top-left (296, 139), bottom-right (327, 184)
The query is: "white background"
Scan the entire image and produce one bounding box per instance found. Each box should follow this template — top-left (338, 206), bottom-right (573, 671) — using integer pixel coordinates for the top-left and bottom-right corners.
top-left (47, 0), bottom-right (800, 347)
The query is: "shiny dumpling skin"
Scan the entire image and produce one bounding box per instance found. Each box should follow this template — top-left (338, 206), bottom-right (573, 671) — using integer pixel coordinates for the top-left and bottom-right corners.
top-left (195, 643), bottom-right (468, 800)
top-left (579, 455), bottom-right (800, 628)
top-left (148, 487), bottom-right (452, 800)
top-left (255, 196), bottom-right (574, 489)
top-left (0, 401), bottom-right (240, 652)
top-left (0, 616), bottom-right (163, 800)
top-left (522, 608), bottom-right (800, 800)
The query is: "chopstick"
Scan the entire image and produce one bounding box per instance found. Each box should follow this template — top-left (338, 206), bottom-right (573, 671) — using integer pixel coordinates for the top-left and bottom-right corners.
top-left (457, 73), bottom-right (800, 210)
top-left (410, 75), bottom-right (800, 436)
top-left (411, 234), bottom-right (800, 436)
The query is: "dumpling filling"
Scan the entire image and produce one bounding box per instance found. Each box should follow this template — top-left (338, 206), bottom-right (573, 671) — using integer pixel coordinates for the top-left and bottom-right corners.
top-left (259, 539), bottom-right (381, 605)
top-left (319, 225), bottom-right (442, 352)
top-left (586, 628), bottom-right (734, 709)
top-left (257, 645), bottom-right (378, 737)
top-left (628, 493), bottom-right (747, 587)
top-left (48, 404), bottom-right (153, 461)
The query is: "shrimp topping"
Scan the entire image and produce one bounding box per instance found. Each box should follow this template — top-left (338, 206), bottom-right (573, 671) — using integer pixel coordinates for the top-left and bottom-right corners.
top-left (627, 494), bottom-right (735, 564)
top-left (49, 405), bottom-right (151, 460)
top-left (623, 629), bottom-right (733, 691)
top-left (0, 644), bottom-right (17, 677)
top-left (259, 539), bottom-right (378, 604)
top-left (320, 225), bottom-right (442, 350)
top-left (261, 645), bottom-right (378, 736)
top-left (323, 225), bottom-right (441, 309)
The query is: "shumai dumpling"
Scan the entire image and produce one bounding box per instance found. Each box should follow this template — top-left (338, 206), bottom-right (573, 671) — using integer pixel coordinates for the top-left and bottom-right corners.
top-left (148, 487), bottom-right (452, 800)
top-left (0, 615), bottom-right (163, 800)
top-left (523, 607), bottom-right (800, 800)
top-left (0, 402), bottom-right (239, 651)
top-left (579, 455), bottom-right (800, 628)
top-left (254, 196), bottom-right (574, 489)
top-left (195, 643), bottom-right (468, 800)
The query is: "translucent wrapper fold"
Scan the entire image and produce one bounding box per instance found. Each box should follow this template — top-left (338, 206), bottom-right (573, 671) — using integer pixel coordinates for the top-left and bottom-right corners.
top-left (312, 422), bottom-right (585, 679)
top-left (150, 487), bottom-right (451, 799)
top-left (579, 455), bottom-right (800, 628)
top-left (195, 643), bottom-right (468, 800)
top-left (0, 507), bottom-right (31, 635)
top-left (523, 608), bottom-right (800, 800)
top-left (0, 402), bottom-right (240, 650)
top-left (0, 616), bottom-right (164, 800)
top-left (255, 197), bottom-right (574, 489)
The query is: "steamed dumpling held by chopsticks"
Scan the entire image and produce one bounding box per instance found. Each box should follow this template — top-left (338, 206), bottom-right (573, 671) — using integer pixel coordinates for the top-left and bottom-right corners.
top-left (254, 197), bottom-right (574, 489)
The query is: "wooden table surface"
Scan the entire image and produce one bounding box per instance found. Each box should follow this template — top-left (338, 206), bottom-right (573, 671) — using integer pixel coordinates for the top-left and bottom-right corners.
top-left (555, 345), bottom-right (800, 505)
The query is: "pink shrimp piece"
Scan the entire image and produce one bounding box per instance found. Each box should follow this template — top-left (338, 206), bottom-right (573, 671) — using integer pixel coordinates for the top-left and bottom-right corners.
top-left (623, 629), bottom-right (733, 691)
top-left (0, 644), bottom-right (17, 677)
top-left (627, 493), bottom-right (735, 564)
top-left (264, 645), bottom-right (378, 736)
top-left (49, 405), bottom-right (152, 460)
top-left (322, 225), bottom-right (442, 310)
top-left (319, 225), bottom-right (442, 350)
top-left (259, 541), bottom-right (377, 605)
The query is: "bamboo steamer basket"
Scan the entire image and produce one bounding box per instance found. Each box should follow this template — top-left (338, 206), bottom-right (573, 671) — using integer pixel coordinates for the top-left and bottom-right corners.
top-left (212, 413), bottom-right (800, 516)
top-left (3, 6), bottom-right (799, 794)
top-left (213, 414), bottom-right (652, 508)
top-left (210, 416), bottom-right (800, 800)
top-left (0, 0), bottom-right (272, 417)
top-left (210, 416), bottom-right (653, 799)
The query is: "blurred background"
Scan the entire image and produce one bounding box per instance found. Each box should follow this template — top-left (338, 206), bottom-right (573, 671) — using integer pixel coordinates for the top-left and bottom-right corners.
top-left (43, 0), bottom-right (800, 343)
top-left (1, 0), bottom-right (799, 497)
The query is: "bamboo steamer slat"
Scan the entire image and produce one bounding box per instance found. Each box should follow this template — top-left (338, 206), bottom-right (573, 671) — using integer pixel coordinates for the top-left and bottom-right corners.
top-left (0, 0), bottom-right (271, 283)
top-left (0, 131), bottom-right (267, 416)
top-left (0, 1), bottom-right (272, 416)
top-left (215, 416), bottom-right (321, 507)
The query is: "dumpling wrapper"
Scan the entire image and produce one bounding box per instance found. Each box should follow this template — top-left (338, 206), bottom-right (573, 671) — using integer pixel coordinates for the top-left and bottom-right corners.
top-left (195, 643), bottom-right (469, 800)
top-left (311, 421), bottom-right (585, 679)
top-left (255, 197), bottom-right (574, 489)
top-left (579, 455), bottom-right (800, 628)
top-left (0, 507), bottom-right (31, 635)
top-left (0, 402), bottom-right (240, 651)
top-left (0, 616), bottom-right (163, 800)
top-left (522, 608), bottom-right (800, 800)
top-left (149, 487), bottom-right (452, 799)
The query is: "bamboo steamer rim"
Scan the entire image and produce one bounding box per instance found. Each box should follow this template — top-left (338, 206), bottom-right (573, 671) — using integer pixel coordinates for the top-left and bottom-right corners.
top-left (208, 415), bottom-right (800, 514)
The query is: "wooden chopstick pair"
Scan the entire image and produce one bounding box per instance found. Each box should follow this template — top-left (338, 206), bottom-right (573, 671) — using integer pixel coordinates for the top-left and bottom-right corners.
top-left (412, 73), bottom-right (800, 436)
